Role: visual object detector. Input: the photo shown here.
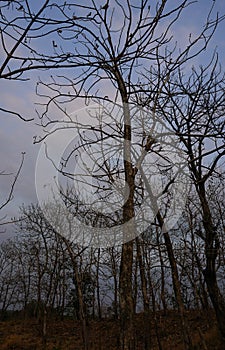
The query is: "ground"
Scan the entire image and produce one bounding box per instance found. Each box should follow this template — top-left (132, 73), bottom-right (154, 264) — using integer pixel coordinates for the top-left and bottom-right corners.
top-left (0, 310), bottom-right (224, 349)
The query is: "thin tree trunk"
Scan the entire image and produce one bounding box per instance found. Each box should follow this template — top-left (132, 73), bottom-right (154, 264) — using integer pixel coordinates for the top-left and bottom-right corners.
top-left (119, 240), bottom-right (135, 350)
top-left (96, 248), bottom-right (102, 320)
top-left (198, 183), bottom-right (225, 340)
top-left (150, 278), bottom-right (163, 350)
top-left (162, 229), bottom-right (192, 349)
top-left (141, 168), bottom-right (192, 348)
top-left (156, 227), bottom-right (167, 314)
top-left (136, 238), bottom-right (149, 311)
top-left (110, 247), bottom-right (119, 319)
top-left (42, 306), bottom-right (47, 350)
top-left (136, 237), bottom-right (151, 350)
top-left (75, 266), bottom-right (89, 350)
top-left (156, 212), bottom-right (192, 349)
top-left (62, 240), bottom-right (89, 350)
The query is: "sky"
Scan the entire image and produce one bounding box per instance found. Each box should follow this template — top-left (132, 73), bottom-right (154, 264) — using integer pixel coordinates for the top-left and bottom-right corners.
top-left (0, 0), bottom-right (225, 241)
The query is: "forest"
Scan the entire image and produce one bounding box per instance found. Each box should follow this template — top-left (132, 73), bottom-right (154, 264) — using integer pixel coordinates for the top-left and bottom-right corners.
top-left (0, 1), bottom-right (225, 349)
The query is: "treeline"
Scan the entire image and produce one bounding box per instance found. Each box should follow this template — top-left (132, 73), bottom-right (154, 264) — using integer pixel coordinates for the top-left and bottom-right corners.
top-left (1, 179), bottom-right (224, 323)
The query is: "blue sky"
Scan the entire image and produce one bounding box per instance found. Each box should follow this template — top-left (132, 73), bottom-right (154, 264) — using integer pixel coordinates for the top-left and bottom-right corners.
top-left (0, 0), bottom-right (225, 240)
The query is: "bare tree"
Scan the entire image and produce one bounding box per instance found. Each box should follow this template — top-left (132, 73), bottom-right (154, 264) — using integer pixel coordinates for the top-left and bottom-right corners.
top-left (145, 55), bottom-right (225, 339)
top-left (28, 1), bottom-right (224, 348)
top-left (2, 0), bottom-right (224, 347)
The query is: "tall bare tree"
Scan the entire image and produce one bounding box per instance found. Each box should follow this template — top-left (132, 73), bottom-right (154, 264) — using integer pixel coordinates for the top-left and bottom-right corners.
top-left (145, 55), bottom-right (225, 339)
top-left (1, 1), bottom-right (224, 348)
top-left (30, 1), bottom-right (222, 348)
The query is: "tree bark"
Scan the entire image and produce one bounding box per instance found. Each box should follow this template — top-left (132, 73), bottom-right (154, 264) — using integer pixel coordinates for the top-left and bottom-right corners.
top-left (116, 67), bottom-right (136, 350)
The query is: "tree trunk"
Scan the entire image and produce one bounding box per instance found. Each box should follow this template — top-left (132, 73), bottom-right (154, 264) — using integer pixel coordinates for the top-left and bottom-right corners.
top-left (162, 230), bottom-right (192, 349)
top-left (156, 212), bottom-right (192, 349)
top-left (118, 72), bottom-right (136, 349)
top-left (62, 240), bottom-right (89, 350)
top-left (198, 183), bottom-right (225, 340)
top-left (136, 238), bottom-right (149, 311)
top-left (142, 168), bottom-right (192, 348)
top-left (119, 240), bottom-right (134, 350)
top-left (156, 227), bottom-right (167, 313)
top-left (96, 248), bottom-right (102, 320)
top-left (110, 247), bottom-right (119, 319)
top-left (136, 238), bottom-right (151, 349)
top-left (74, 264), bottom-right (89, 350)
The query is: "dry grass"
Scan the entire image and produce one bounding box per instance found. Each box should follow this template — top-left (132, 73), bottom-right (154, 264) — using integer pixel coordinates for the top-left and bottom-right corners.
top-left (0, 310), bottom-right (224, 350)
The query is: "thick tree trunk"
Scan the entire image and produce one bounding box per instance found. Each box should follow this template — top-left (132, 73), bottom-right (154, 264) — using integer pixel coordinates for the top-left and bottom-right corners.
top-left (119, 151), bottom-right (135, 349)
top-left (117, 73), bottom-right (136, 349)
